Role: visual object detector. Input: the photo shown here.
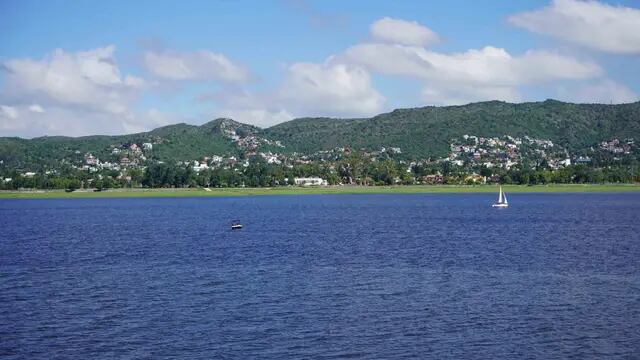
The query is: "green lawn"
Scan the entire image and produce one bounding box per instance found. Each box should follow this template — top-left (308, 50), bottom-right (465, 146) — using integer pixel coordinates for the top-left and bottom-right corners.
top-left (1, 184), bottom-right (639, 199)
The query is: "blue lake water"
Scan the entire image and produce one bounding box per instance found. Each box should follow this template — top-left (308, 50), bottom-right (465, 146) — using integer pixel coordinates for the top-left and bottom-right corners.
top-left (1, 193), bottom-right (640, 359)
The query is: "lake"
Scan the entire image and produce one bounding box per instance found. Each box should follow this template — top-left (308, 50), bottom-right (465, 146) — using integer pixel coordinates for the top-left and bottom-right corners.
top-left (1, 193), bottom-right (639, 359)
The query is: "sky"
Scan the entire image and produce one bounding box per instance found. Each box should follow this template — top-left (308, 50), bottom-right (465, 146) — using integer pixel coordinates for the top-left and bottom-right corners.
top-left (1, 0), bottom-right (639, 137)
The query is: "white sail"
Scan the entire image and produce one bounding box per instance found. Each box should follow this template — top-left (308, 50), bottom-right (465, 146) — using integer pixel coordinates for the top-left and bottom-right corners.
top-left (492, 186), bottom-right (508, 207)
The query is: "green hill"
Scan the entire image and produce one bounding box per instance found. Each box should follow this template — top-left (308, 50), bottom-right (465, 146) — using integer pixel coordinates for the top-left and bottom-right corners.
top-left (263, 100), bottom-right (640, 158)
top-left (0, 118), bottom-right (258, 170)
top-left (1, 100), bottom-right (639, 170)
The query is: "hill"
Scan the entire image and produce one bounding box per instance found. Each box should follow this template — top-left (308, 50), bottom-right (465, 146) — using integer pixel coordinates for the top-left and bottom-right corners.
top-left (0, 118), bottom-right (259, 170)
top-left (263, 100), bottom-right (640, 158)
top-left (1, 100), bottom-right (639, 170)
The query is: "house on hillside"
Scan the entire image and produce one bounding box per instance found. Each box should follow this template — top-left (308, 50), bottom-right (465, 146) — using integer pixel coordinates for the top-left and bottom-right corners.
top-left (84, 153), bottom-right (98, 165)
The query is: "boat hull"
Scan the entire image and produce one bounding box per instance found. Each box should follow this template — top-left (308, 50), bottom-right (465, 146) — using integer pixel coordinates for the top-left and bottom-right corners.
top-left (492, 203), bottom-right (508, 208)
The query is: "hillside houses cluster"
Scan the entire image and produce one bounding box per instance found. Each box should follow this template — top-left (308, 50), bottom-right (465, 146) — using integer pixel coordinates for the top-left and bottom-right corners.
top-left (219, 119), bottom-right (284, 151)
top-left (599, 138), bottom-right (634, 154)
top-left (70, 141), bottom-right (157, 174)
top-left (447, 134), bottom-right (570, 170)
top-left (6, 126), bottom-right (637, 188)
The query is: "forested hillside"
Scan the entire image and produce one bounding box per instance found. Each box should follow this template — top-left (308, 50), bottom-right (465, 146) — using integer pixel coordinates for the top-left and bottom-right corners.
top-left (263, 100), bottom-right (640, 158)
top-left (1, 100), bottom-right (639, 170)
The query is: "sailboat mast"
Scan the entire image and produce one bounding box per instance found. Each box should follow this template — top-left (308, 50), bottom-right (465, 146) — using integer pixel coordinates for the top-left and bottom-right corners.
top-left (498, 186), bottom-right (503, 203)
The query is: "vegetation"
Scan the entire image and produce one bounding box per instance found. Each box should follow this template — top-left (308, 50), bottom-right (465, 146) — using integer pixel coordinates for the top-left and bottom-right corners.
top-left (1, 153), bottom-right (638, 192)
top-left (264, 100), bottom-right (640, 158)
top-left (0, 118), bottom-right (253, 170)
top-left (2, 100), bottom-right (639, 169)
top-left (1, 100), bottom-right (639, 192)
top-left (2, 184), bottom-right (639, 199)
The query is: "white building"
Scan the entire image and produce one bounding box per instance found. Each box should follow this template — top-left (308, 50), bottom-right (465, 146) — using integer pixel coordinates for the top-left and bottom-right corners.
top-left (193, 163), bottom-right (209, 172)
top-left (84, 153), bottom-right (98, 165)
top-left (210, 155), bottom-right (224, 164)
top-left (294, 177), bottom-right (328, 186)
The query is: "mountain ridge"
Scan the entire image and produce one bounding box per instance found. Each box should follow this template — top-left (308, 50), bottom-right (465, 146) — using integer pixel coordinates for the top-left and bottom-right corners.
top-left (1, 99), bottom-right (639, 170)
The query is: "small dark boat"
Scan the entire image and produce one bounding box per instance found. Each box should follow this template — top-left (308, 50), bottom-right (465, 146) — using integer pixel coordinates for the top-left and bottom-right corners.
top-left (231, 220), bottom-right (243, 230)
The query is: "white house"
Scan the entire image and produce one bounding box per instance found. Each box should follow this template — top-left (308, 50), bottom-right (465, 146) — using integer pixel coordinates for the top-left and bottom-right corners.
top-left (193, 162), bottom-right (209, 172)
top-left (294, 177), bottom-right (328, 186)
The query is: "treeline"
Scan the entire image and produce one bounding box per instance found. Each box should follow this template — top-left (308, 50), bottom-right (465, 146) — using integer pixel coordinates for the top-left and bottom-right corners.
top-left (0, 168), bottom-right (143, 190)
top-left (1, 157), bottom-right (638, 190)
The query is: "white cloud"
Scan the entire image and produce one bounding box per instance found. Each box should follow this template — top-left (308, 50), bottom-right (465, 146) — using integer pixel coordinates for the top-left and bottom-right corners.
top-left (217, 109), bottom-right (294, 129)
top-left (0, 46), bottom-right (176, 137)
top-left (206, 16), bottom-right (615, 124)
top-left (335, 16), bottom-right (608, 105)
top-left (28, 104), bottom-right (44, 113)
top-left (277, 62), bottom-right (385, 117)
top-left (509, 0), bottom-right (640, 54)
top-left (1, 46), bottom-right (140, 116)
top-left (341, 42), bottom-right (601, 104)
top-left (344, 44), bottom-right (601, 86)
top-left (1, 105), bottom-right (18, 120)
top-left (422, 85), bottom-right (522, 106)
top-left (370, 17), bottom-right (440, 47)
top-left (209, 61), bottom-right (385, 127)
top-left (0, 104), bottom-right (179, 137)
top-left (556, 79), bottom-right (639, 104)
top-left (143, 50), bottom-right (249, 83)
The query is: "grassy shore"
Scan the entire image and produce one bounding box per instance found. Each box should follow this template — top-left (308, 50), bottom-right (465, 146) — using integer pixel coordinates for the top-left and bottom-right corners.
top-left (1, 184), bottom-right (639, 199)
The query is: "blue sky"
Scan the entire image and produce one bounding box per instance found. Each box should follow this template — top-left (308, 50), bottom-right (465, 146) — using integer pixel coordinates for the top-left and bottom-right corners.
top-left (1, 0), bottom-right (639, 137)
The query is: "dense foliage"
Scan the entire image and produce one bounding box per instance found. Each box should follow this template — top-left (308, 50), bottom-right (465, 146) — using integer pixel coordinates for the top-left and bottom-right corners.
top-left (1, 151), bottom-right (637, 191)
top-left (264, 100), bottom-right (640, 158)
top-left (0, 119), bottom-right (253, 170)
top-left (2, 100), bottom-right (639, 169)
top-left (1, 100), bottom-right (639, 189)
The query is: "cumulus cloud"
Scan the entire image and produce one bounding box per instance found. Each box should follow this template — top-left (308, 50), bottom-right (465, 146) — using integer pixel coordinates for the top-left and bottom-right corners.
top-left (143, 50), bottom-right (249, 83)
top-left (1, 105), bottom-right (19, 120)
top-left (277, 62), bottom-right (385, 117)
top-left (209, 62), bottom-right (385, 127)
top-left (343, 44), bottom-right (601, 86)
top-left (28, 104), bottom-right (45, 113)
top-left (217, 108), bottom-right (294, 129)
top-left (370, 17), bottom-right (439, 47)
top-left (556, 79), bottom-right (639, 104)
top-left (422, 85), bottom-right (522, 106)
top-left (340, 28), bottom-right (601, 104)
top-left (206, 16), bottom-right (617, 125)
top-left (509, 0), bottom-right (640, 54)
top-left (0, 46), bottom-right (174, 137)
top-left (1, 46), bottom-right (143, 116)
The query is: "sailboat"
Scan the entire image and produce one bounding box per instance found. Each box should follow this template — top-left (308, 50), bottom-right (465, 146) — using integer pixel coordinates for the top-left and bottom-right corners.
top-left (492, 186), bottom-right (509, 208)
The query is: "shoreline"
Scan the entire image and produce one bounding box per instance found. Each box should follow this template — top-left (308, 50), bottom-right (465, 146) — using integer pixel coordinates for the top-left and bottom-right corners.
top-left (1, 184), bottom-right (640, 199)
